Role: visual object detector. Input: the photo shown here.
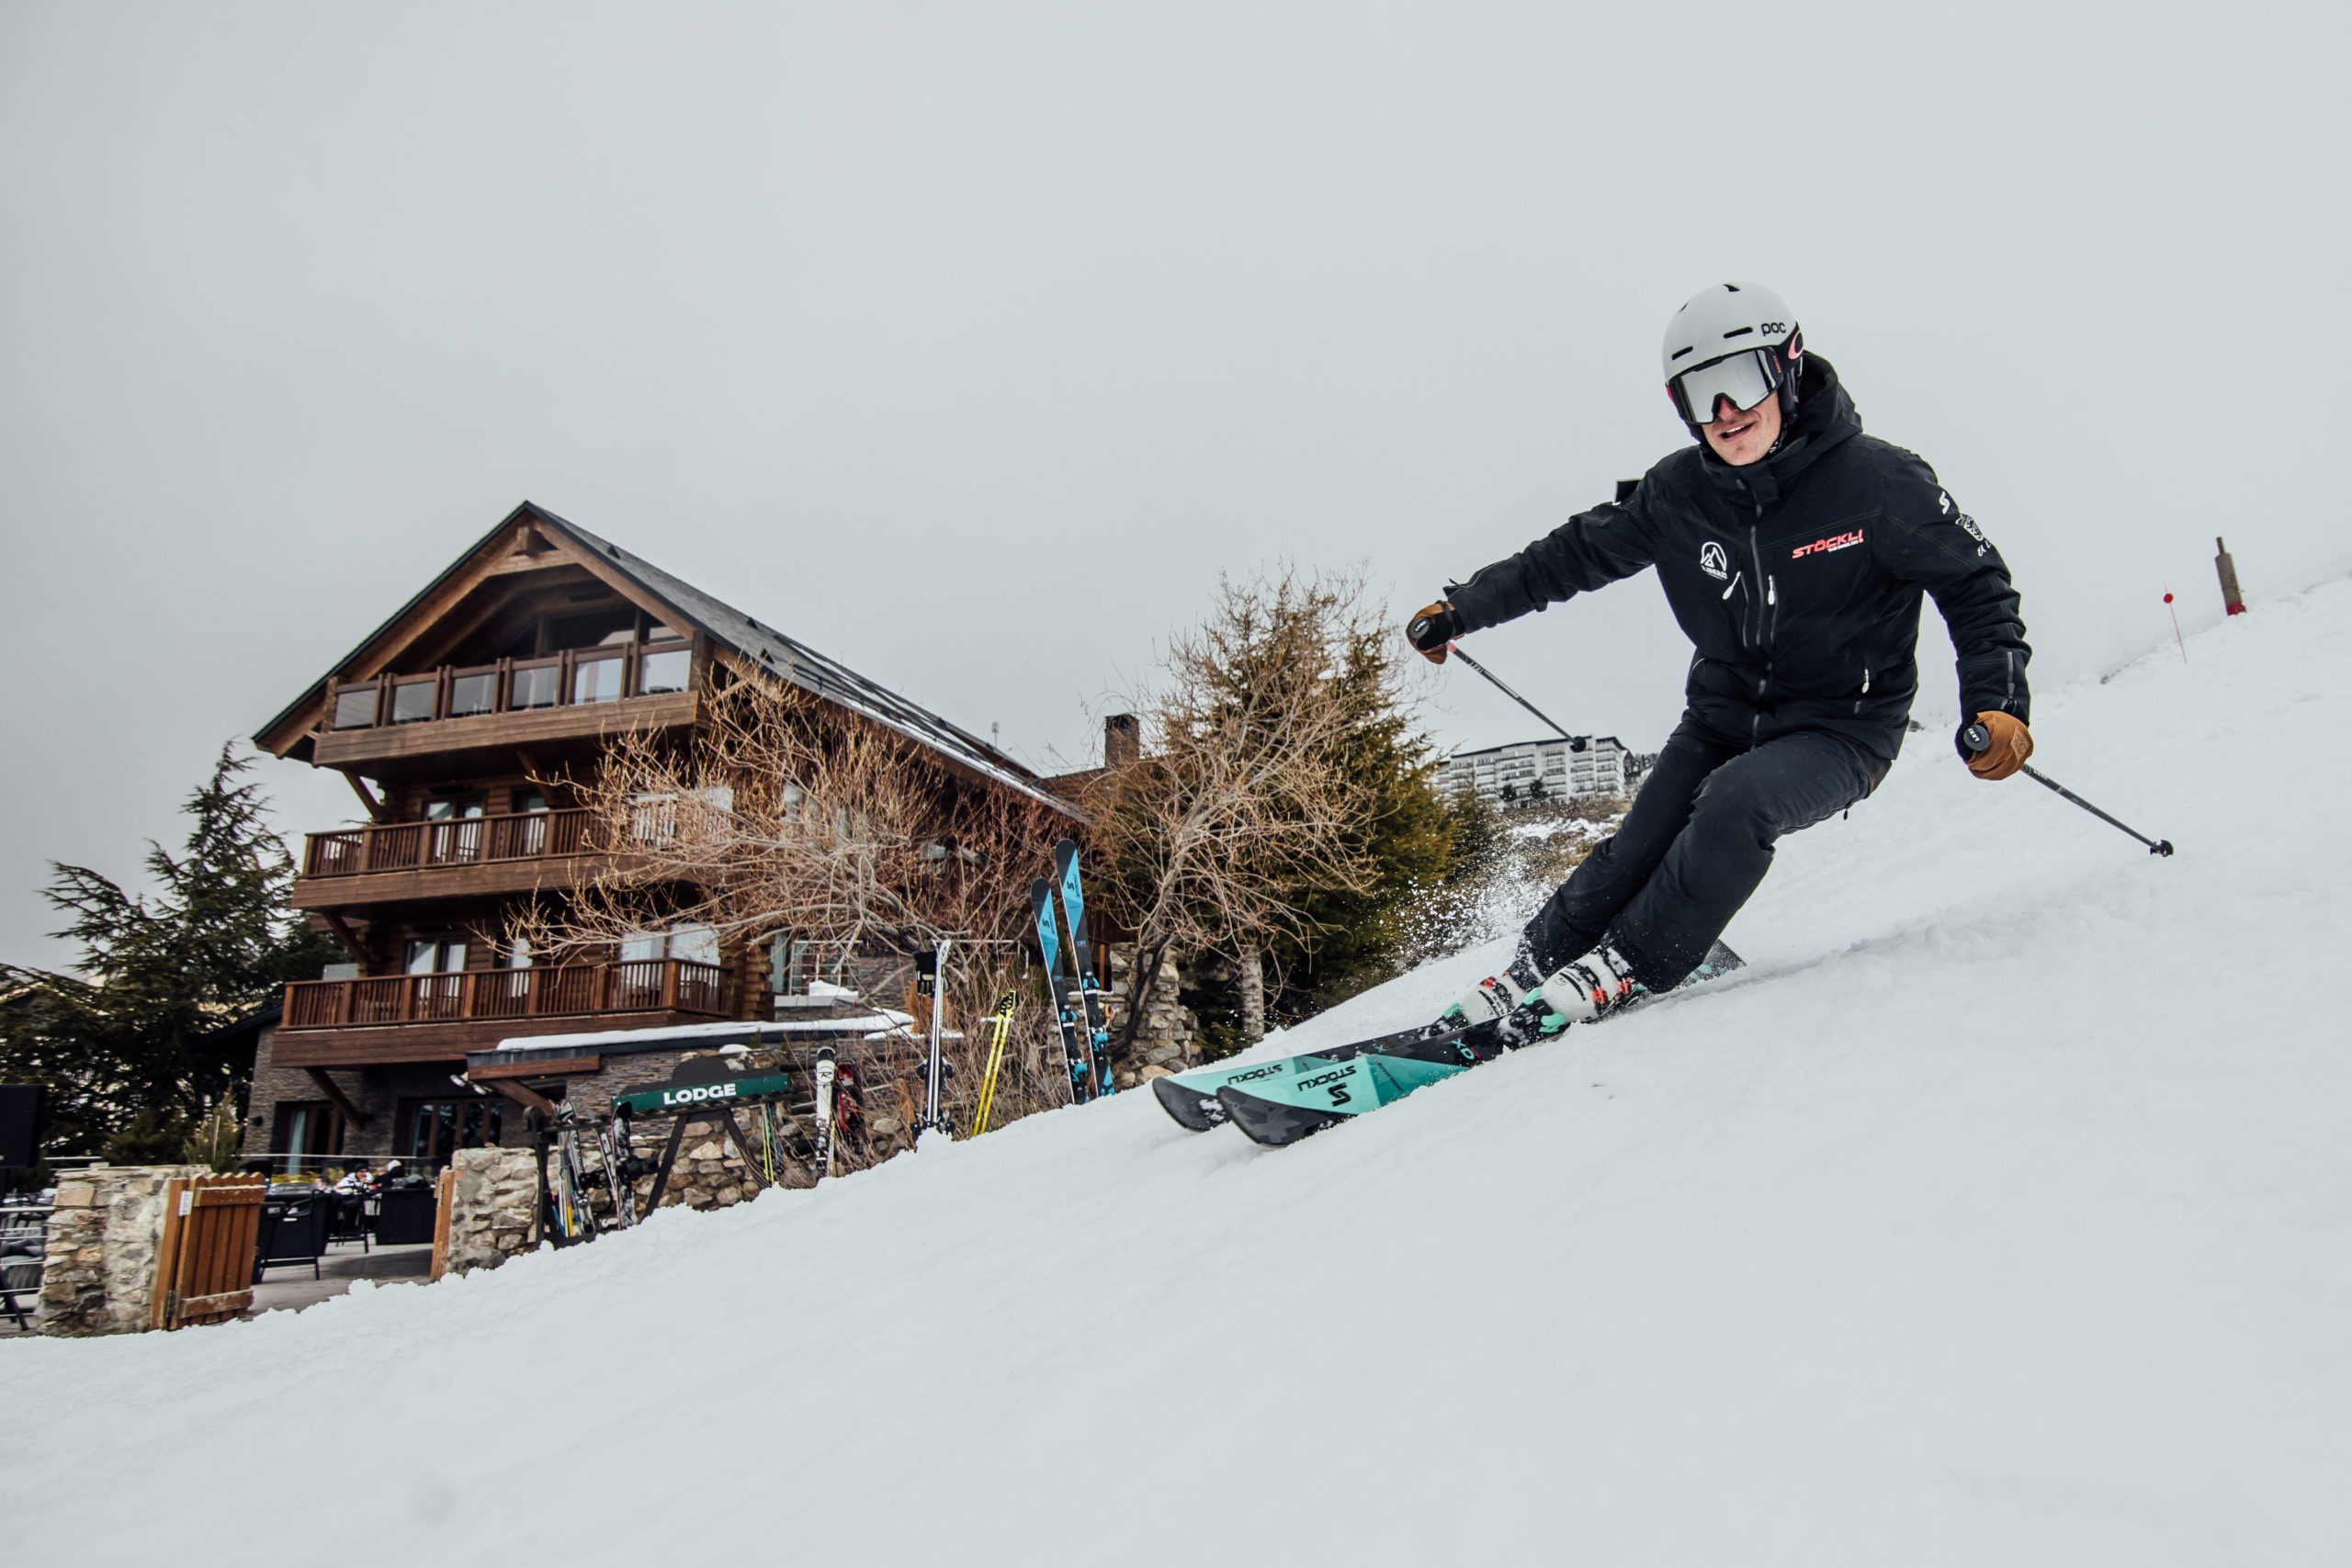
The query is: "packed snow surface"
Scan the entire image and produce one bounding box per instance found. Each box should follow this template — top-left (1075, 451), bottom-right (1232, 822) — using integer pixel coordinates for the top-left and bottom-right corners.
top-left (12, 579), bottom-right (2352, 1564)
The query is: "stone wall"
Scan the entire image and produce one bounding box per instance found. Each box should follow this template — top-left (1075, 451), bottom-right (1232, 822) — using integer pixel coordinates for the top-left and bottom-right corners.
top-left (443, 1146), bottom-right (538, 1274)
top-left (441, 1054), bottom-right (802, 1278)
top-left (1106, 949), bottom-right (1204, 1087)
top-left (38, 1165), bottom-right (205, 1337)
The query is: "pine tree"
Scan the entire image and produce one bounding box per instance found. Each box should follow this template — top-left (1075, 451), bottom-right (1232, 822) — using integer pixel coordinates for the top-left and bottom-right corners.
top-left (0, 745), bottom-right (337, 1161)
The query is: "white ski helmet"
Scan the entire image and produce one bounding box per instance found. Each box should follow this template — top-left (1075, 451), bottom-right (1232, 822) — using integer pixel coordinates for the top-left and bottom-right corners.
top-left (1661, 282), bottom-right (1804, 429)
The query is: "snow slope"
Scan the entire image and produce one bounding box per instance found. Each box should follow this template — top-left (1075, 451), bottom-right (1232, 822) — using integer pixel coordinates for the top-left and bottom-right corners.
top-left (10, 579), bottom-right (2352, 1566)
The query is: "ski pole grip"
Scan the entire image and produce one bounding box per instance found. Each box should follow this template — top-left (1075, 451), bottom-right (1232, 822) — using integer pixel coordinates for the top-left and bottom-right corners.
top-left (1962, 721), bottom-right (1990, 755)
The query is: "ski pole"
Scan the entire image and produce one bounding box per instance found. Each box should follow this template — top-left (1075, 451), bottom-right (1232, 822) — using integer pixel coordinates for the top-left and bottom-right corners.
top-left (1444, 643), bottom-right (1577, 745)
top-left (1961, 723), bottom-right (2175, 856)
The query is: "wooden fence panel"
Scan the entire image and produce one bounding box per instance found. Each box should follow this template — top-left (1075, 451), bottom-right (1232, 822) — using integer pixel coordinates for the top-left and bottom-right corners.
top-left (430, 1167), bottom-right (456, 1281)
top-left (152, 1175), bottom-right (266, 1330)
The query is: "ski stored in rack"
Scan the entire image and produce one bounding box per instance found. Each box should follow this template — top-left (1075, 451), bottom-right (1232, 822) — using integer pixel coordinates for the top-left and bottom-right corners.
top-left (1031, 876), bottom-right (1096, 1105)
top-left (1052, 839), bottom-right (1115, 1100)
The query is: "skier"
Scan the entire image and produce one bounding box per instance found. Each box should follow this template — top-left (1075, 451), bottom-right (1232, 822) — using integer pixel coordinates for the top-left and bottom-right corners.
top-left (1408, 282), bottom-right (2032, 1034)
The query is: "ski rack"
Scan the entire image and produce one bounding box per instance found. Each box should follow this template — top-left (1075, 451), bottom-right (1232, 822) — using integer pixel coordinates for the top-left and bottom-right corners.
top-left (609, 1055), bottom-right (801, 1223)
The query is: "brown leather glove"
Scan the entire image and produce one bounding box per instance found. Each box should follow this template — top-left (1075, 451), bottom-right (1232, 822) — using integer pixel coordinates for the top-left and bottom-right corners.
top-left (1406, 602), bottom-right (1464, 665)
top-left (1963, 710), bottom-right (2034, 780)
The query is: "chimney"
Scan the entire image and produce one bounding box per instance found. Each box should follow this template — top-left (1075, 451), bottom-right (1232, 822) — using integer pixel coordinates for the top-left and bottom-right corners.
top-left (1104, 713), bottom-right (1139, 770)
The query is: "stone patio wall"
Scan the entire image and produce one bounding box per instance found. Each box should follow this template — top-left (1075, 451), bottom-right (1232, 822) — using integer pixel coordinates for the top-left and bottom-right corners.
top-left (38, 1165), bottom-right (206, 1337)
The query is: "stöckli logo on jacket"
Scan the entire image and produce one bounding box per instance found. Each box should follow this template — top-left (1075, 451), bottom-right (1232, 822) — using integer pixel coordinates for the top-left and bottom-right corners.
top-left (1698, 542), bottom-right (1730, 581)
top-left (1940, 491), bottom-right (1991, 556)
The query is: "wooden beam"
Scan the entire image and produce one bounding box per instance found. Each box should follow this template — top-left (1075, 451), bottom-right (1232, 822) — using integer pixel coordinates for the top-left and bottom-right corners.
top-left (302, 1066), bottom-right (374, 1126)
top-left (467, 1055), bottom-right (602, 1080)
top-left (487, 1078), bottom-right (561, 1119)
top-left (344, 772), bottom-right (390, 823)
top-left (318, 909), bottom-right (368, 964)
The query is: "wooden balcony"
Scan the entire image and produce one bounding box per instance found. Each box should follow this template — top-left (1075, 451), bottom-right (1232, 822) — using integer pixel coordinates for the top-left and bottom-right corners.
top-left (311, 643), bottom-right (696, 780)
top-left (273, 959), bottom-right (735, 1066)
top-left (293, 807), bottom-right (613, 909)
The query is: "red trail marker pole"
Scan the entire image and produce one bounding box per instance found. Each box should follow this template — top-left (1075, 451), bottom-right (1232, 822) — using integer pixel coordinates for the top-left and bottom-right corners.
top-left (2163, 583), bottom-right (2187, 663)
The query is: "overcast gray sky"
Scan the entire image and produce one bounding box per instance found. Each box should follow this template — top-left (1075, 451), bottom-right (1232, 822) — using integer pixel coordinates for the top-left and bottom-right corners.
top-left (4, 0), bottom-right (2343, 969)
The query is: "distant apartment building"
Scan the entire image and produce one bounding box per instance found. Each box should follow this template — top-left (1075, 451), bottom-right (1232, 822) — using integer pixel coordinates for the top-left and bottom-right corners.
top-left (1442, 735), bottom-right (1634, 808)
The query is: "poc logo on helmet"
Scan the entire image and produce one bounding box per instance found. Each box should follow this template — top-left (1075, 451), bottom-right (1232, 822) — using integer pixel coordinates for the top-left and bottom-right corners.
top-left (1699, 542), bottom-right (1730, 581)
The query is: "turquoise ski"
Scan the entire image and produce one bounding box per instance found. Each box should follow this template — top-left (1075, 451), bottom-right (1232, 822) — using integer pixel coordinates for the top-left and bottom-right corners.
top-left (1148, 1018), bottom-right (1473, 1132)
top-left (1216, 941), bottom-right (1746, 1147)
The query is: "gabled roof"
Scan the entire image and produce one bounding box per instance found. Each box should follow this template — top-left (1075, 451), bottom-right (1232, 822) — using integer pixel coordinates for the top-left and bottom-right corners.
top-left (255, 501), bottom-right (1080, 819)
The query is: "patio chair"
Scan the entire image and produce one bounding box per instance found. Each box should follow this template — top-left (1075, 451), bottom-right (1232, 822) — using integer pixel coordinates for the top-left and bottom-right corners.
top-left (253, 1195), bottom-right (334, 1281)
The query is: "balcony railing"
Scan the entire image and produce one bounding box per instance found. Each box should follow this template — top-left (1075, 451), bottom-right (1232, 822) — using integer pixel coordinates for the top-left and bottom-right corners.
top-left (328, 640), bottom-right (693, 732)
top-left (303, 807), bottom-right (597, 878)
top-left (282, 959), bottom-right (729, 1032)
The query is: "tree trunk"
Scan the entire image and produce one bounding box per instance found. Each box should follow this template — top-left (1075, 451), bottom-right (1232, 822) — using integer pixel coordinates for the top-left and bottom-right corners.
top-left (1114, 939), bottom-right (1170, 1059)
top-left (1238, 941), bottom-right (1265, 1043)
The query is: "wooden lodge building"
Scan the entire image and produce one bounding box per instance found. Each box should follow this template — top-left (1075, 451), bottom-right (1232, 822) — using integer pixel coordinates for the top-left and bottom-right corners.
top-left (242, 502), bottom-right (1080, 1173)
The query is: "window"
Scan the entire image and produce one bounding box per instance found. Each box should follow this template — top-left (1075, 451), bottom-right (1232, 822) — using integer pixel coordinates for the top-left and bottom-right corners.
top-left (666, 925), bottom-right (718, 966)
top-left (274, 1100), bottom-right (344, 1174)
top-left (405, 938), bottom-right (468, 975)
top-left (618, 925), bottom-right (715, 964)
top-left (333, 686), bottom-right (379, 728)
top-left (423, 799), bottom-right (485, 863)
top-left (511, 791), bottom-right (550, 855)
top-left (404, 1098), bottom-right (505, 1167)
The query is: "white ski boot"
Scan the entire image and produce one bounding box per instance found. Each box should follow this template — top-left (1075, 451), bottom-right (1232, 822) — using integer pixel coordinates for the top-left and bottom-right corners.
top-left (1539, 942), bottom-right (1643, 1024)
top-left (1448, 955), bottom-right (1566, 1044)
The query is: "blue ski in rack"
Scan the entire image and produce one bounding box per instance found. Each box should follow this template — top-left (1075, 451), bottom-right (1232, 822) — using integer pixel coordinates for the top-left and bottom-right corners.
top-left (1031, 877), bottom-right (1096, 1105)
top-left (1052, 839), bottom-right (1115, 1100)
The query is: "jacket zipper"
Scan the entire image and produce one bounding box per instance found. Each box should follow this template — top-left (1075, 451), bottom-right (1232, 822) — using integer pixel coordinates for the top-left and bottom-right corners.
top-left (1748, 502), bottom-right (1771, 726)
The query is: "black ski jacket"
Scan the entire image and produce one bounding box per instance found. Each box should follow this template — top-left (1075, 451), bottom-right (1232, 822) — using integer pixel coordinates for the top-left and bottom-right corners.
top-left (1446, 356), bottom-right (2029, 762)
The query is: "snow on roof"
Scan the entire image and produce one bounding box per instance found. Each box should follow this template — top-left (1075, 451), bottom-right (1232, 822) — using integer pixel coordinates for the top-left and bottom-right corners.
top-left (477, 1010), bottom-right (911, 1059)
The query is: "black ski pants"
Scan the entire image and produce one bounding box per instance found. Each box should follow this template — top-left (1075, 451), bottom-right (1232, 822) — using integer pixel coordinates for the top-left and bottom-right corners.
top-left (1520, 720), bottom-right (1888, 990)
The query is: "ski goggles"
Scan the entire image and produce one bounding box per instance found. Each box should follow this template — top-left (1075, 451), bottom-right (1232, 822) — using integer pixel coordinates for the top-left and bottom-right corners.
top-left (1667, 345), bottom-right (1788, 425)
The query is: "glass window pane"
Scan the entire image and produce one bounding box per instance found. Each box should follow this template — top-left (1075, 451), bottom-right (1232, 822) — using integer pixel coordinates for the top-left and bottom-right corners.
top-left (638, 648), bottom-right (690, 695)
top-left (333, 687), bottom-right (378, 728)
top-left (510, 664), bottom-right (560, 709)
top-left (573, 656), bottom-right (623, 705)
top-left (448, 671), bottom-right (496, 716)
top-left (619, 932), bottom-right (663, 964)
top-left (392, 679), bottom-right (437, 724)
top-left (666, 925), bottom-right (718, 965)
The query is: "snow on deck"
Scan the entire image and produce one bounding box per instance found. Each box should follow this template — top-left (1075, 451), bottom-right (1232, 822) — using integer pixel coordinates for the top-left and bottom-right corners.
top-left (9, 575), bottom-right (2352, 1565)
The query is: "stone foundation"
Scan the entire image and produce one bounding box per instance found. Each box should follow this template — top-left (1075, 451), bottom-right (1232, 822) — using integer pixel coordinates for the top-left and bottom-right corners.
top-left (38, 1166), bottom-right (205, 1337)
top-left (1107, 950), bottom-right (1204, 1088)
top-left (441, 1053), bottom-right (808, 1277)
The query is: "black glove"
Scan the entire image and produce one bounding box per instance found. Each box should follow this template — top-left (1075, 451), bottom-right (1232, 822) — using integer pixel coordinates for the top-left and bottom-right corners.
top-left (1406, 601), bottom-right (1464, 664)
